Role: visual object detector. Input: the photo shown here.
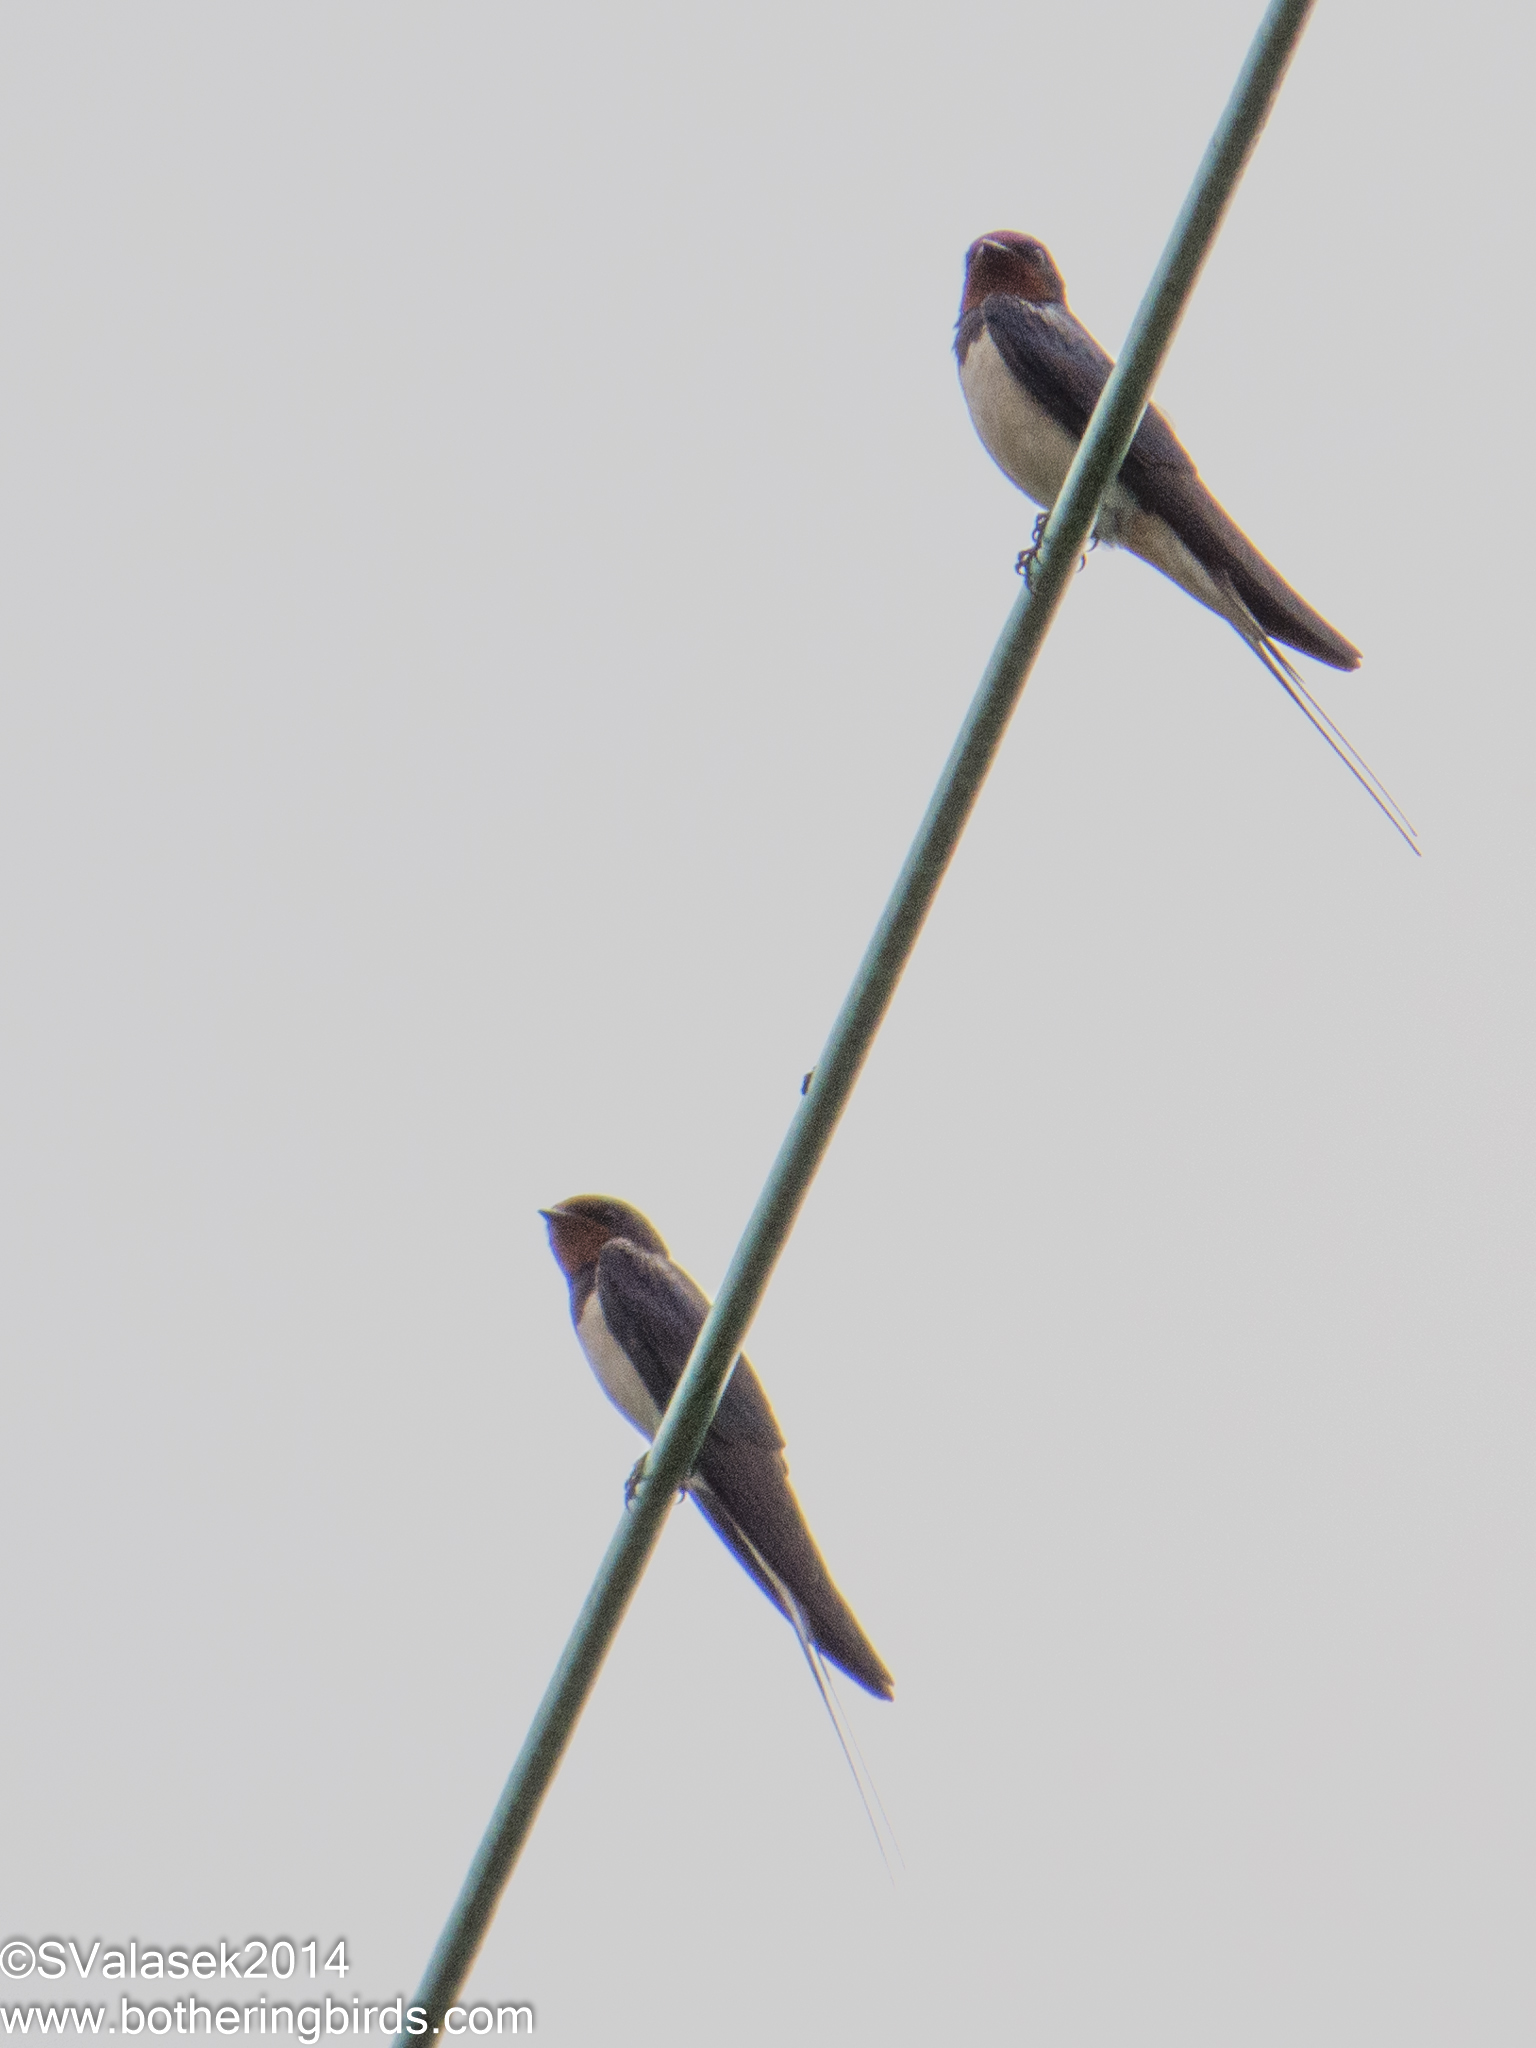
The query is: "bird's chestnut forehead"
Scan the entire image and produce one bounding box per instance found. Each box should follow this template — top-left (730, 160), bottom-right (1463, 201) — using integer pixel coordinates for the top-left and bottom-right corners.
top-left (960, 233), bottom-right (1066, 314)
top-left (965, 231), bottom-right (1050, 266)
top-left (542, 1194), bottom-right (672, 1276)
top-left (543, 1206), bottom-right (615, 1277)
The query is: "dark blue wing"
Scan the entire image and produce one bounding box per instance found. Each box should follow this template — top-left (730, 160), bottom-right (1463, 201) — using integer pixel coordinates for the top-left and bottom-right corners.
top-left (595, 1239), bottom-right (785, 1452)
top-left (971, 294), bottom-right (1360, 667)
top-left (595, 1240), bottom-right (894, 1699)
top-left (973, 292), bottom-right (1196, 490)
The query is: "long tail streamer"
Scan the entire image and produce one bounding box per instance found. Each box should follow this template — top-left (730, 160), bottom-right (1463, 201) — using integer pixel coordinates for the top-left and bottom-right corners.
top-left (1244, 627), bottom-right (1419, 854)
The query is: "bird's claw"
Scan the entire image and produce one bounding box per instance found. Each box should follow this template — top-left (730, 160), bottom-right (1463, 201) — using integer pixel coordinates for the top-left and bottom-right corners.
top-left (625, 1455), bottom-right (686, 1509)
top-left (1019, 521), bottom-right (1098, 583)
top-left (1014, 512), bottom-right (1049, 586)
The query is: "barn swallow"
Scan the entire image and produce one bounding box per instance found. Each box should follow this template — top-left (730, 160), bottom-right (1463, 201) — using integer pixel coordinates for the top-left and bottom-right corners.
top-left (956, 232), bottom-right (1416, 848)
top-left (541, 1195), bottom-right (894, 1702)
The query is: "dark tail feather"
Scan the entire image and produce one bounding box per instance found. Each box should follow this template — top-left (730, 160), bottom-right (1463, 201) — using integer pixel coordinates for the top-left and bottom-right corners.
top-left (1236, 621), bottom-right (1420, 854)
top-left (689, 1469), bottom-right (895, 1701)
top-left (1159, 471), bottom-right (1362, 671)
top-left (781, 1596), bottom-right (903, 1877)
top-left (691, 1480), bottom-right (900, 1868)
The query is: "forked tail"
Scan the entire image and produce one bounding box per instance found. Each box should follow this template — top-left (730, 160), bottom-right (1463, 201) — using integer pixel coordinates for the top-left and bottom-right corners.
top-left (699, 1489), bottom-right (901, 1873)
top-left (778, 1585), bottom-right (903, 1880)
top-left (1237, 615), bottom-right (1419, 854)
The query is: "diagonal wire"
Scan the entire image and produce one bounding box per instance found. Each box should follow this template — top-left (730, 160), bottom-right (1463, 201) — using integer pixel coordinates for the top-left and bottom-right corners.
top-left (395, 1), bottom-right (1320, 2031)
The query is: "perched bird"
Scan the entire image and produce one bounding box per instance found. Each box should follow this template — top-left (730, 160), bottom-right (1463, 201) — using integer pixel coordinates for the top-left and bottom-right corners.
top-left (956, 231), bottom-right (1415, 847)
top-left (541, 1195), bottom-right (894, 1702)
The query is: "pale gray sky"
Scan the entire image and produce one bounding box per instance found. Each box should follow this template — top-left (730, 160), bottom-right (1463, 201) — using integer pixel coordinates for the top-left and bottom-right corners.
top-left (3, 5), bottom-right (1532, 2044)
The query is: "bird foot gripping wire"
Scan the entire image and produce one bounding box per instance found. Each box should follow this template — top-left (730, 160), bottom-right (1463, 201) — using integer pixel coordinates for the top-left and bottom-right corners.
top-left (624, 1454), bottom-right (685, 1509)
top-left (1015, 512), bottom-right (1095, 586)
top-left (1014, 512), bottom-right (1049, 585)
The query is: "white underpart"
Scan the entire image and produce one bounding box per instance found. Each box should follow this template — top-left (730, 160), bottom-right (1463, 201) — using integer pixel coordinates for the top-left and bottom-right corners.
top-left (958, 322), bottom-right (1260, 645)
top-left (960, 323), bottom-right (1111, 514)
top-left (1122, 499), bottom-right (1262, 642)
top-left (576, 1289), bottom-right (662, 1438)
